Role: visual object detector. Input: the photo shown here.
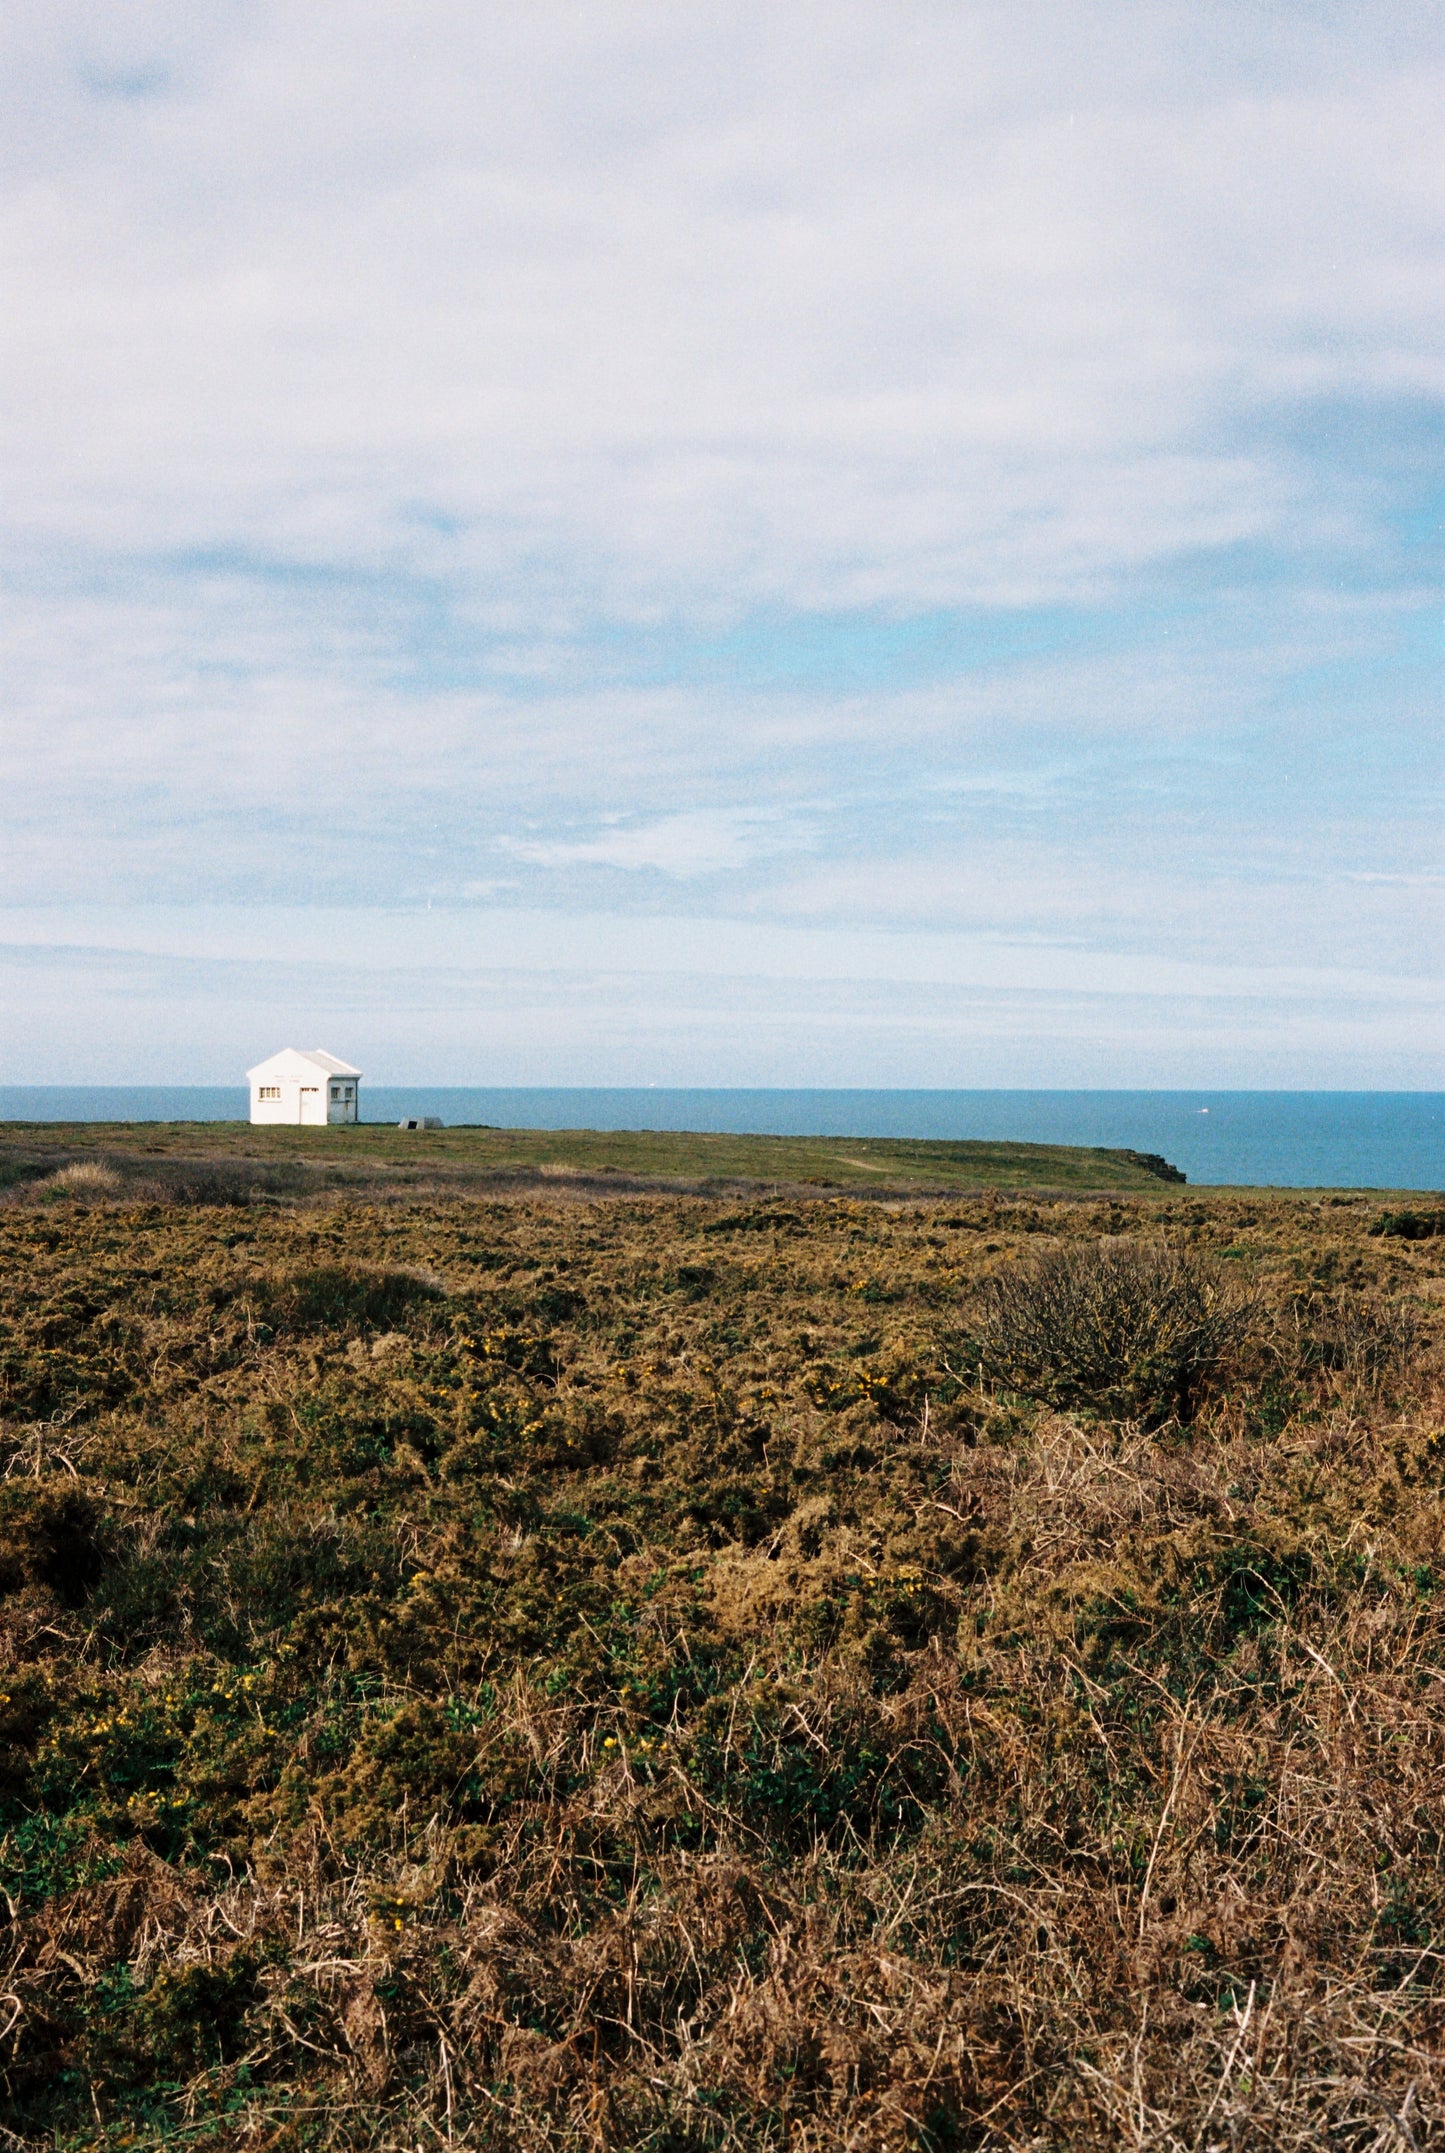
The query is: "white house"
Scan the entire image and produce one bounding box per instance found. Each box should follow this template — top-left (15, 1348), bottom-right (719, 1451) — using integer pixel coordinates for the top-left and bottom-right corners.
top-left (247, 1048), bottom-right (361, 1127)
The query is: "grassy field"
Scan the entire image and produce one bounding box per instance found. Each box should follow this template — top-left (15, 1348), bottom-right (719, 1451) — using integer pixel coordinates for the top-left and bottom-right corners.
top-left (0, 1119), bottom-right (1188, 1197)
top-left (1, 1164), bottom-right (1443, 2147)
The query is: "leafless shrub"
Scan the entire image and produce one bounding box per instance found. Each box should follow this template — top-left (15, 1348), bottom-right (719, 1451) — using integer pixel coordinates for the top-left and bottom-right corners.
top-left (975, 1237), bottom-right (1251, 1423)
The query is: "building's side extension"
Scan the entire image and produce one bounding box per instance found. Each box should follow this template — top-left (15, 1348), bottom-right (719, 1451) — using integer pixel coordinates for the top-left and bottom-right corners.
top-left (247, 1048), bottom-right (362, 1126)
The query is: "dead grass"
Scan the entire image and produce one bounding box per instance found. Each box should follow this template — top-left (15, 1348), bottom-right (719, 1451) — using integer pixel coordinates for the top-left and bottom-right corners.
top-left (36, 1162), bottom-right (123, 1200)
top-left (0, 1190), bottom-right (1441, 2147)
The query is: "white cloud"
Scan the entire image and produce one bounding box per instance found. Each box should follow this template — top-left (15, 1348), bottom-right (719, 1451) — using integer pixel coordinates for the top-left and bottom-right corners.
top-left (1, 2), bottom-right (1439, 612)
top-left (500, 811), bottom-right (810, 878)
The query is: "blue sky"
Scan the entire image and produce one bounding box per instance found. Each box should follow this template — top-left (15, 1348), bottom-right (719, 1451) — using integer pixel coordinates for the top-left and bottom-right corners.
top-left (1, 1), bottom-right (1441, 1085)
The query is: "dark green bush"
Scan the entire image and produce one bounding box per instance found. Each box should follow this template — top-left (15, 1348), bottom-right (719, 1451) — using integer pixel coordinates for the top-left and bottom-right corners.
top-left (1369, 1207), bottom-right (1445, 1241)
top-left (0, 1484), bottom-right (108, 1605)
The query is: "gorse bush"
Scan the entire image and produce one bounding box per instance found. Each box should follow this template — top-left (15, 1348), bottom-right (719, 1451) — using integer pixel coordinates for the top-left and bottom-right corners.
top-left (252, 1260), bottom-right (447, 1334)
top-left (1286, 1285), bottom-right (1417, 1390)
top-left (1369, 1206), bottom-right (1445, 1241)
top-left (974, 1236), bottom-right (1249, 1422)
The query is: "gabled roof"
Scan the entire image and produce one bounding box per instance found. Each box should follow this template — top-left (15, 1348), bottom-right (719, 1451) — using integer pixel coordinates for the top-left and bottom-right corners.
top-left (246, 1047), bottom-right (363, 1082)
top-left (301, 1048), bottom-right (363, 1077)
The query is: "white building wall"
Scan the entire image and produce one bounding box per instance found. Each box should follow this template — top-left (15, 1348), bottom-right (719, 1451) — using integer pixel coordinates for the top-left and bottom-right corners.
top-left (250, 1081), bottom-right (301, 1124)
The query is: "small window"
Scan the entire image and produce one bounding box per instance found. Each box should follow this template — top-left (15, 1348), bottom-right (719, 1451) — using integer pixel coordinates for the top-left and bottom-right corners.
top-left (258, 1085), bottom-right (280, 1101)
top-left (331, 1086), bottom-right (341, 1098)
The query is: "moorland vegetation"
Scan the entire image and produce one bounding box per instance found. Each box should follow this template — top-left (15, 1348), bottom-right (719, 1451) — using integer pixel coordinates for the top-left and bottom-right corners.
top-left (0, 1171), bottom-right (1442, 2148)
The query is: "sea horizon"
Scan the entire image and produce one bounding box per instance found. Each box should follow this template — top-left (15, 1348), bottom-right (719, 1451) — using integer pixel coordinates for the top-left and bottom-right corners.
top-left (1, 1086), bottom-right (1440, 1191)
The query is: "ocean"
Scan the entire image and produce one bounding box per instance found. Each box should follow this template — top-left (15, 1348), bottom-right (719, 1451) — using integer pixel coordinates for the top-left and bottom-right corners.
top-left (0, 1087), bottom-right (1440, 1190)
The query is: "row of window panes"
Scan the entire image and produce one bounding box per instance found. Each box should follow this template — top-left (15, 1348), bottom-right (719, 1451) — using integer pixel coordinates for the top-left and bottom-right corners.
top-left (256, 1084), bottom-right (354, 1101)
top-left (257, 1085), bottom-right (353, 1102)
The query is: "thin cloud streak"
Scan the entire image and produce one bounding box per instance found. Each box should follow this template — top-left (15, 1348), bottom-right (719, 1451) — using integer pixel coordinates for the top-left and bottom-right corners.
top-left (1, 920), bottom-right (1438, 1090)
top-left (2, 906), bottom-right (1438, 1008)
